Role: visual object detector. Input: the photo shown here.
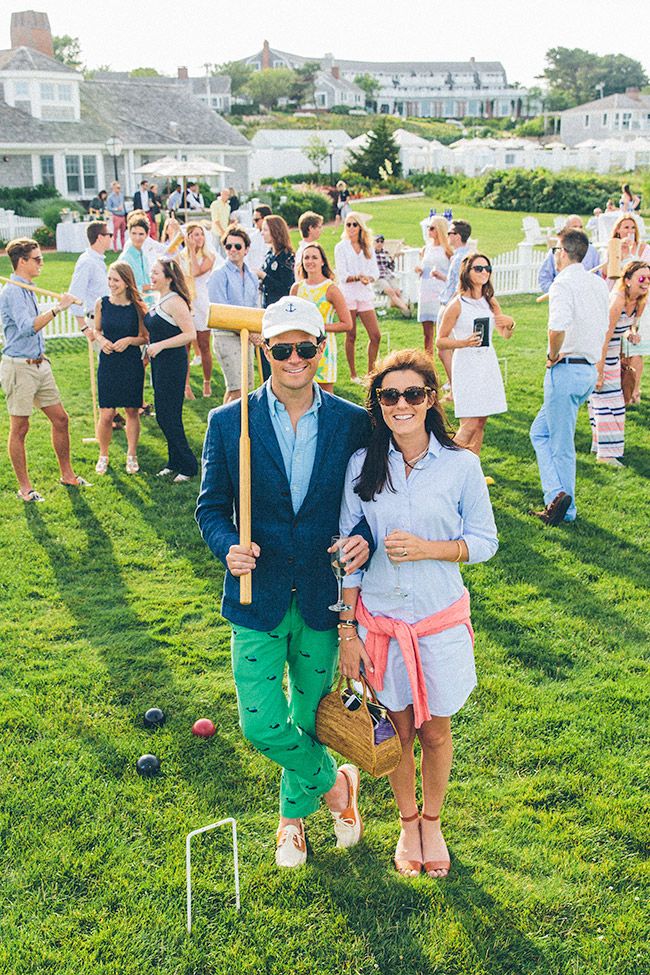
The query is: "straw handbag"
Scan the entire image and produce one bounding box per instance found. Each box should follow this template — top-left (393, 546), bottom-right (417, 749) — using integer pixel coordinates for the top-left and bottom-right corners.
top-left (316, 676), bottom-right (402, 777)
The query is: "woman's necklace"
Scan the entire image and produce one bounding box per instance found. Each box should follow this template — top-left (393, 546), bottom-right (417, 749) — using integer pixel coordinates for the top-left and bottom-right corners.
top-left (403, 446), bottom-right (429, 470)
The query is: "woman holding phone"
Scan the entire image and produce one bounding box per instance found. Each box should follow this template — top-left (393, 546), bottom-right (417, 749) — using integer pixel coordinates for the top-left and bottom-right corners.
top-left (437, 253), bottom-right (514, 456)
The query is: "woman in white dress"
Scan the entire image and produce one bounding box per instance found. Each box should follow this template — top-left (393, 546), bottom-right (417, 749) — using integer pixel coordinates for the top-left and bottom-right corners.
top-left (437, 253), bottom-right (515, 455)
top-left (334, 212), bottom-right (381, 382)
top-left (415, 216), bottom-right (452, 357)
top-left (182, 223), bottom-right (216, 398)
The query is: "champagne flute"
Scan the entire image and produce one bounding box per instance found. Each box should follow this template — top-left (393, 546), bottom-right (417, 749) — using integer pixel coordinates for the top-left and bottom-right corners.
top-left (386, 525), bottom-right (408, 599)
top-left (329, 535), bottom-right (352, 612)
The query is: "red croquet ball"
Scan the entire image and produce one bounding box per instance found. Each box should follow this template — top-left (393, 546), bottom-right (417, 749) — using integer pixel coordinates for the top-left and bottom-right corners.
top-left (192, 718), bottom-right (216, 738)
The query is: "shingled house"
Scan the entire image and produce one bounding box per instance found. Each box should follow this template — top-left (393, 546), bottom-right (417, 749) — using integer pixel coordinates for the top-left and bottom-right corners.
top-left (0, 11), bottom-right (252, 198)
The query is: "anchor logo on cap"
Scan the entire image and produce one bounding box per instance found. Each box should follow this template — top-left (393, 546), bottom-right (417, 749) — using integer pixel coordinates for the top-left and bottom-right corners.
top-left (286, 302), bottom-right (296, 313)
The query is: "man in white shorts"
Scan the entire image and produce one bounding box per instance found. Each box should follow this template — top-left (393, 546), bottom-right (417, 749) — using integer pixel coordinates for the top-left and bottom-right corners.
top-left (0, 238), bottom-right (90, 501)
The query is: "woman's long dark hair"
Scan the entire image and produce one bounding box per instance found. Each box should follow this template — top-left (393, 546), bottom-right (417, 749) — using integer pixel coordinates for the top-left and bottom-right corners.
top-left (296, 242), bottom-right (335, 281)
top-left (458, 252), bottom-right (496, 310)
top-left (156, 257), bottom-right (192, 308)
top-left (355, 348), bottom-right (458, 502)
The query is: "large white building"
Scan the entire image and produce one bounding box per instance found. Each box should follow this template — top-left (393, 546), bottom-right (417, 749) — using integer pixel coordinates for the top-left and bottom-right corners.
top-left (239, 41), bottom-right (534, 119)
top-left (559, 89), bottom-right (650, 147)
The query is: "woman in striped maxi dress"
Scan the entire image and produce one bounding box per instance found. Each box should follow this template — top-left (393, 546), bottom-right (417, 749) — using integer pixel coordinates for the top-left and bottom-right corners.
top-left (588, 261), bottom-right (649, 466)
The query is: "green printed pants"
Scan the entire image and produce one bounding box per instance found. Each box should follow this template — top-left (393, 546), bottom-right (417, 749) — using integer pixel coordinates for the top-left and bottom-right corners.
top-left (231, 598), bottom-right (339, 817)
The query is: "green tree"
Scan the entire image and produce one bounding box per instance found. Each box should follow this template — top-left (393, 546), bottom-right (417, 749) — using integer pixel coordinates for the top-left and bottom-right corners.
top-left (129, 67), bottom-right (160, 77)
top-left (214, 60), bottom-right (254, 97)
top-left (290, 62), bottom-right (321, 107)
top-left (353, 73), bottom-right (381, 110)
top-left (539, 47), bottom-right (648, 107)
top-left (244, 68), bottom-right (296, 110)
top-left (52, 34), bottom-right (82, 70)
top-left (347, 117), bottom-right (401, 179)
top-left (304, 135), bottom-right (329, 174)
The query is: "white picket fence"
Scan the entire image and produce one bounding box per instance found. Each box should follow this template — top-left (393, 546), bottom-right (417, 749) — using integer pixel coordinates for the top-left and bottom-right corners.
top-left (0, 210), bottom-right (43, 241)
top-left (0, 293), bottom-right (82, 343)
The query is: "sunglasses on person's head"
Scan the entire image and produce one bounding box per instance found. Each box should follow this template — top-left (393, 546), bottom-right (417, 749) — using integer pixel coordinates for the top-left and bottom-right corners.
top-left (266, 340), bottom-right (322, 361)
top-left (225, 242), bottom-right (243, 251)
top-left (376, 385), bottom-right (432, 406)
top-left (346, 221), bottom-right (359, 228)
top-left (471, 263), bottom-right (492, 273)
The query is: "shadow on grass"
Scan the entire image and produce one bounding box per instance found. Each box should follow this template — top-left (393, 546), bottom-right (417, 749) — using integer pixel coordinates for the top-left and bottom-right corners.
top-left (22, 491), bottom-right (243, 798)
top-left (316, 843), bottom-right (550, 975)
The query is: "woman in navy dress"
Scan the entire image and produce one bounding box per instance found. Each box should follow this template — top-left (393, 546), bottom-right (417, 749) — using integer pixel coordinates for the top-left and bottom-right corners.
top-left (94, 261), bottom-right (147, 475)
top-left (145, 258), bottom-right (198, 482)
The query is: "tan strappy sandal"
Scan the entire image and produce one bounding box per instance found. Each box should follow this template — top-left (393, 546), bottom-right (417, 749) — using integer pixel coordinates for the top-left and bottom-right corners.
top-left (394, 812), bottom-right (422, 877)
top-left (421, 813), bottom-right (450, 878)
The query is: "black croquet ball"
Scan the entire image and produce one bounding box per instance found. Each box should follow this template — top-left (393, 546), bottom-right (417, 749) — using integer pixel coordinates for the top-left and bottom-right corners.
top-left (136, 754), bottom-right (161, 777)
top-left (143, 707), bottom-right (166, 729)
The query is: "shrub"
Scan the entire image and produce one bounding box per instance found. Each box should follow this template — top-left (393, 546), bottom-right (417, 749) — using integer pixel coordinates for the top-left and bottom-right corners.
top-left (32, 225), bottom-right (56, 248)
top-left (40, 199), bottom-right (85, 231)
top-left (269, 188), bottom-right (333, 226)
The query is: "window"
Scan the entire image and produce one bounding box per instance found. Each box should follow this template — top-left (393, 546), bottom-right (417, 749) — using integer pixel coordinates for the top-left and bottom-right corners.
top-left (82, 155), bottom-right (97, 192)
top-left (65, 154), bottom-right (98, 194)
top-left (584, 114), bottom-right (590, 127)
top-left (40, 82), bottom-right (55, 101)
top-left (622, 112), bottom-right (631, 130)
top-left (505, 153), bottom-right (515, 164)
top-left (65, 155), bottom-right (81, 193)
top-left (14, 80), bottom-right (29, 97)
top-left (40, 155), bottom-right (55, 187)
top-left (58, 84), bottom-right (73, 102)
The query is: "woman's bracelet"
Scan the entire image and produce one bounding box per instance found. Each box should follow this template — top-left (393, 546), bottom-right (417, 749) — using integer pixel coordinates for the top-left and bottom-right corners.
top-left (338, 620), bottom-right (358, 629)
top-left (453, 540), bottom-right (464, 563)
top-left (338, 634), bottom-right (358, 643)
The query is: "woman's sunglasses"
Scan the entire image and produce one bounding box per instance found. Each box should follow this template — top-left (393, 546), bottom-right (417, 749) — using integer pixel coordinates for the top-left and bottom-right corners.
top-left (471, 264), bottom-right (492, 273)
top-left (266, 341), bottom-right (322, 361)
top-left (225, 242), bottom-right (243, 251)
top-left (345, 221), bottom-right (359, 228)
top-left (376, 385), bottom-right (432, 406)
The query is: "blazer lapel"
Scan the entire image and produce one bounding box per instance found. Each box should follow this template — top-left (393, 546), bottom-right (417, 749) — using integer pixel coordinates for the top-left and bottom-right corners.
top-left (249, 386), bottom-right (290, 485)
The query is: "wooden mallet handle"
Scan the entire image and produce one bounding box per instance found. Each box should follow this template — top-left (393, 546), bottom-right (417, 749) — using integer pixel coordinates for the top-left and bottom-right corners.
top-left (239, 327), bottom-right (252, 605)
top-left (0, 276), bottom-right (83, 305)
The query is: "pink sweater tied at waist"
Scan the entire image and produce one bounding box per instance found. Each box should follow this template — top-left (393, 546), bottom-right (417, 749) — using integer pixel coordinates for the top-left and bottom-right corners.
top-left (355, 588), bottom-right (474, 728)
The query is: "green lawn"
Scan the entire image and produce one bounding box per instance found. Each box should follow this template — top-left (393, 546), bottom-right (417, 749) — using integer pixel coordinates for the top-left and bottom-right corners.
top-left (0, 207), bottom-right (648, 975)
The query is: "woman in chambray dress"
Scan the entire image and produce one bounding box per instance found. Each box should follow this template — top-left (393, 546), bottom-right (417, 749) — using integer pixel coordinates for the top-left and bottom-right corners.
top-left (338, 348), bottom-right (498, 880)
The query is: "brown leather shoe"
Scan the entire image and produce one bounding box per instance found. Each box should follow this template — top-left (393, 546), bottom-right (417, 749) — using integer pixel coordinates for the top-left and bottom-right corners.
top-left (529, 491), bottom-right (571, 526)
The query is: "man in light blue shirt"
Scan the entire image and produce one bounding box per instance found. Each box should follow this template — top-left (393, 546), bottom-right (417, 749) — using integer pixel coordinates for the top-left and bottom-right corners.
top-left (106, 180), bottom-right (127, 250)
top-left (69, 222), bottom-right (111, 338)
top-left (0, 237), bottom-right (89, 501)
top-left (437, 219), bottom-right (472, 393)
top-left (538, 215), bottom-right (601, 292)
top-left (166, 185), bottom-right (183, 213)
top-left (207, 226), bottom-right (260, 402)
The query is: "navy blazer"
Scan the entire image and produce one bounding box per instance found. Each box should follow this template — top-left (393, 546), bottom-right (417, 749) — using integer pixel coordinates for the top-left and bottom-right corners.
top-left (196, 384), bottom-right (372, 632)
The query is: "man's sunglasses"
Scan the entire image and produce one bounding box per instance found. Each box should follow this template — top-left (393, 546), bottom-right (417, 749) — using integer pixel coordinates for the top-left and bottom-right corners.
top-left (471, 264), bottom-right (492, 273)
top-left (376, 385), bottom-right (432, 406)
top-left (225, 242), bottom-right (243, 251)
top-left (266, 340), bottom-right (322, 361)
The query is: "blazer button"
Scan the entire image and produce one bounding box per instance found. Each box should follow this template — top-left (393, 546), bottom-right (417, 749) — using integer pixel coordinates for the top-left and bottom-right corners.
top-left (287, 556), bottom-right (295, 564)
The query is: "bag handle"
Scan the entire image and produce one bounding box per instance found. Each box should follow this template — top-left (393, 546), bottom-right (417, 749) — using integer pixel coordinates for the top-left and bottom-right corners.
top-left (335, 673), bottom-right (380, 706)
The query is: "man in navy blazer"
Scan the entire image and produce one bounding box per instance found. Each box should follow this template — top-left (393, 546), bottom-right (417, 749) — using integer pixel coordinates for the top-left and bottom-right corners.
top-left (196, 296), bottom-right (372, 867)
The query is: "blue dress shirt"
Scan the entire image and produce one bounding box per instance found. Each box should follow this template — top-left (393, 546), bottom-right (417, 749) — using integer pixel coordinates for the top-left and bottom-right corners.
top-left (538, 244), bottom-right (601, 293)
top-left (267, 379), bottom-right (321, 513)
top-left (0, 274), bottom-right (45, 358)
top-left (208, 260), bottom-right (259, 308)
top-left (106, 191), bottom-right (126, 217)
top-left (439, 244), bottom-right (470, 306)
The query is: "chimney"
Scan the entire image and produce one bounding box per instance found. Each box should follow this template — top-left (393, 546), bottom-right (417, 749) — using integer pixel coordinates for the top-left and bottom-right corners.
top-left (262, 40), bottom-right (271, 70)
top-left (625, 87), bottom-right (640, 99)
top-left (10, 10), bottom-right (54, 57)
top-left (470, 56), bottom-right (475, 64)
top-left (177, 66), bottom-right (188, 80)
top-left (322, 52), bottom-right (334, 71)
top-left (332, 66), bottom-right (340, 80)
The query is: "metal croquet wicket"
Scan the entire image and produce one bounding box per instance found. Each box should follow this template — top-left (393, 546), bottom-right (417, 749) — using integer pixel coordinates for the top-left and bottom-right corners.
top-left (186, 818), bottom-right (240, 933)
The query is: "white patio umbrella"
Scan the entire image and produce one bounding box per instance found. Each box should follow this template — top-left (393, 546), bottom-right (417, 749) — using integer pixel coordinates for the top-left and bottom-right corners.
top-left (133, 155), bottom-right (235, 220)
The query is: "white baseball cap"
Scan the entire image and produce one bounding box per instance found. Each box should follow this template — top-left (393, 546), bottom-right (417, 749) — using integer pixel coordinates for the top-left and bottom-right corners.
top-left (261, 296), bottom-right (325, 341)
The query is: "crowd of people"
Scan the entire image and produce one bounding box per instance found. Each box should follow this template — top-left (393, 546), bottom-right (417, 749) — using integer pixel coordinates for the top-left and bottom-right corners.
top-left (0, 198), bottom-right (647, 877)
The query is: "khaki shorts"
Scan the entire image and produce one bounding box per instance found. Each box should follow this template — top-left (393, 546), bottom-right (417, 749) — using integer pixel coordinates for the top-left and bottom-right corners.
top-left (213, 330), bottom-right (254, 391)
top-left (375, 276), bottom-right (400, 293)
top-left (0, 357), bottom-right (62, 416)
